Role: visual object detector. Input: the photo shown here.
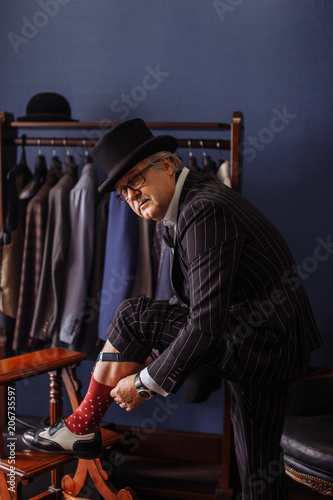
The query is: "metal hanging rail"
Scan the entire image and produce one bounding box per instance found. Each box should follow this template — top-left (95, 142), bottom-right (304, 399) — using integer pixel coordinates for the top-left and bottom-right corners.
top-left (4, 137), bottom-right (232, 151)
top-left (4, 121), bottom-right (231, 129)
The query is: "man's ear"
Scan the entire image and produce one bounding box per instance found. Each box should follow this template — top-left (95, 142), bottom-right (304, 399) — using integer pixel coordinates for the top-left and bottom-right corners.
top-left (163, 158), bottom-right (174, 175)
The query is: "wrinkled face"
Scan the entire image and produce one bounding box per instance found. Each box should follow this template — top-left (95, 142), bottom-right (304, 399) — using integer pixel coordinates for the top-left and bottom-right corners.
top-left (115, 158), bottom-right (176, 221)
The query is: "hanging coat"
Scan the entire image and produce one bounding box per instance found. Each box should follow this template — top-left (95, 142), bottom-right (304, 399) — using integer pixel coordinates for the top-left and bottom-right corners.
top-left (13, 167), bottom-right (60, 351)
top-left (29, 163), bottom-right (78, 345)
top-left (98, 193), bottom-right (139, 341)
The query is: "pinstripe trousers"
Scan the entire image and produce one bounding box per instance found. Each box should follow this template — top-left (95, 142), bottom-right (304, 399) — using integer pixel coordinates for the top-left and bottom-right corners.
top-left (227, 381), bottom-right (289, 499)
top-left (107, 295), bottom-right (289, 499)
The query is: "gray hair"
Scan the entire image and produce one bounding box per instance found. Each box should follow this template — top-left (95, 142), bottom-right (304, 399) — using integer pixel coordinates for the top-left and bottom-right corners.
top-left (144, 151), bottom-right (184, 173)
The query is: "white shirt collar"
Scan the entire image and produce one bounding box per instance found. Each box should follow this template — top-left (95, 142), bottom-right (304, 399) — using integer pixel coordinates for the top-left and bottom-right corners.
top-left (162, 167), bottom-right (189, 228)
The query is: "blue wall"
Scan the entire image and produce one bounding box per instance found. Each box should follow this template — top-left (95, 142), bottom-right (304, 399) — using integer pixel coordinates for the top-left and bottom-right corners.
top-left (1, 0), bottom-right (332, 434)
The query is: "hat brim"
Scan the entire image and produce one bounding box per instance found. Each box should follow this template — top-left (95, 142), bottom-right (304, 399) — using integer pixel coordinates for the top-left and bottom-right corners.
top-left (17, 114), bottom-right (78, 122)
top-left (97, 134), bottom-right (178, 193)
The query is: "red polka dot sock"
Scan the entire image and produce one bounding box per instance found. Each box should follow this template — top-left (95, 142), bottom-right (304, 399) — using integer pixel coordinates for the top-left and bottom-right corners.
top-left (65, 374), bottom-right (113, 435)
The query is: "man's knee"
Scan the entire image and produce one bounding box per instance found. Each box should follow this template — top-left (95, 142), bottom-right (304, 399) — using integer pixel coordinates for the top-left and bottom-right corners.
top-left (112, 296), bottom-right (151, 333)
top-left (116, 296), bottom-right (145, 320)
top-left (106, 296), bottom-right (147, 344)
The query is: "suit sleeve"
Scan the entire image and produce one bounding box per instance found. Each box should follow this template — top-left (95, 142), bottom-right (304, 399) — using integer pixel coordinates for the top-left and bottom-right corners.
top-left (147, 200), bottom-right (244, 393)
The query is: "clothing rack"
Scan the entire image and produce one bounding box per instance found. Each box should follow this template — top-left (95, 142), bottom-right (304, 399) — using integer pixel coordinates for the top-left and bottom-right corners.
top-left (0, 111), bottom-right (243, 499)
top-left (0, 111), bottom-right (243, 230)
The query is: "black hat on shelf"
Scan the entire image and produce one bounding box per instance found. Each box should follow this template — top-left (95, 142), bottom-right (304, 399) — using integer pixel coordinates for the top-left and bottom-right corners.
top-left (17, 92), bottom-right (78, 122)
top-left (93, 118), bottom-right (178, 193)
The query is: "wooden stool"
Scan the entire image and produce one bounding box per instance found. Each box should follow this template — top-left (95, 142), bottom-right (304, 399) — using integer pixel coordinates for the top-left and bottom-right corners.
top-left (0, 347), bottom-right (137, 500)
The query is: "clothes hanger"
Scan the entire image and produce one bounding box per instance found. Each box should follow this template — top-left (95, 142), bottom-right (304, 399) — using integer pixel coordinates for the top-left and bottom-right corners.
top-left (3, 135), bottom-right (31, 242)
top-left (187, 140), bottom-right (200, 171)
top-left (83, 140), bottom-right (93, 165)
top-left (216, 141), bottom-right (231, 187)
top-left (9, 134), bottom-right (28, 178)
top-left (50, 139), bottom-right (62, 179)
top-left (19, 139), bottom-right (47, 199)
top-left (200, 140), bottom-right (217, 175)
top-left (63, 138), bottom-right (78, 170)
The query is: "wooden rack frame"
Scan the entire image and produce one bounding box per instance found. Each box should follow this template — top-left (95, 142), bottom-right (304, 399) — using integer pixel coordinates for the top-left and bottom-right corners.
top-left (0, 111), bottom-right (243, 499)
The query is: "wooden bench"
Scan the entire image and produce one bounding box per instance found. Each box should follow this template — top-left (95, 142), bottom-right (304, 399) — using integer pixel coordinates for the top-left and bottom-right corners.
top-left (0, 347), bottom-right (137, 500)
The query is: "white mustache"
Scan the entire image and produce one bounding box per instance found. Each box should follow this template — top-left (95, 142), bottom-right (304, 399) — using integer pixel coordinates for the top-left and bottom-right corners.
top-left (134, 195), bottom-right (150, 212)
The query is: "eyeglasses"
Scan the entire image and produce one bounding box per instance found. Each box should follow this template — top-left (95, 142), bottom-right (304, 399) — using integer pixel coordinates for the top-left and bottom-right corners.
top-left (115, 163), bottom-right (155, 202)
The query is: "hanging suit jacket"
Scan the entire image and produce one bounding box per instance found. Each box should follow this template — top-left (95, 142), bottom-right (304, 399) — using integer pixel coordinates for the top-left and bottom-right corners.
top-left (98, 192), bottom-right (139, 341)
top-left (216, 160), bottom-right (232, 188)
top-left (80, 192), bottom-right (110, 358)
top-left (13, 168), bottom-right (60, 351)
top-left (58, 163), bottom-right (98, 346)
top-left (30, 163), bottom-right (78, 345)
top-left (0, 160), bottom-right (32, 349)
top-left (146, 170), bottom-right (322, 393)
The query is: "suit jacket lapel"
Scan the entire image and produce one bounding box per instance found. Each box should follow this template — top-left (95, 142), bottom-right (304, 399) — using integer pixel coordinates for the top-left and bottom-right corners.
top-left (162, 225), bottom-right (174, 248)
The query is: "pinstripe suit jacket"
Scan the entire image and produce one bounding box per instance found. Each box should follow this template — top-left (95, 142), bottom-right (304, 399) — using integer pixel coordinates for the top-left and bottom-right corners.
top-left (147, 170), bottom-right (322, 392)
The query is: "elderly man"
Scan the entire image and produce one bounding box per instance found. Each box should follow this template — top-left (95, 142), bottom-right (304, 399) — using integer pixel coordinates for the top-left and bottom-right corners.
top-left (23, 119), bottom-right (321, 499)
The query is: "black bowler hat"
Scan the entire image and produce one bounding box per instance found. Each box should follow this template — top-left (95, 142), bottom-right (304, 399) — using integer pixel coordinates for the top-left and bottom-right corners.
top-left (17, 92), bottom-right (78, 122)
top-left (94, 119), bottom-right (178, 193)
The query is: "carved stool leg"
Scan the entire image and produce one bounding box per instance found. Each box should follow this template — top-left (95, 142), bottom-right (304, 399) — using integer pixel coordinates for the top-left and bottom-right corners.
top-left (0, 472), bottom-right (25, 500)
top-left (61, 458), bottom-right (137, 500)
top-left (62, 493), bottom-right (91, 500)
top-left (62, 458), bottom-right (117, 499)
top-left (0, 471), bottom-right (16, 500)
top-left (49, 370), bottom-right (63, 490)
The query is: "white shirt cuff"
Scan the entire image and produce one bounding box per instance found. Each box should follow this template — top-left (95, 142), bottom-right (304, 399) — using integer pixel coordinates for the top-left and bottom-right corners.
top-left (140, 367), bottom-right (169, 397)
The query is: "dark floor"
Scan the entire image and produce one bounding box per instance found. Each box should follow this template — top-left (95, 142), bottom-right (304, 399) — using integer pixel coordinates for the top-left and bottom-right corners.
top-left (20, 477), bottom-right (326, 500)
top-left (19, 469), bottom-right (328, 500)
top-left (287, 477), bottom-right (324, 500)
top-left (19, 461), bottom-right (326, 500)
top-left (3, 416), bottom-right (326, 500)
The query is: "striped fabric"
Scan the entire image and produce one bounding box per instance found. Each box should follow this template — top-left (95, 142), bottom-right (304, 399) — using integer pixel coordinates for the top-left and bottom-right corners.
top-left (108, 170), bottom-right (321, 392)
top-left (106, 169), bottom-right (322, 499)
top-left (227, 381), bottom-right (289, 498)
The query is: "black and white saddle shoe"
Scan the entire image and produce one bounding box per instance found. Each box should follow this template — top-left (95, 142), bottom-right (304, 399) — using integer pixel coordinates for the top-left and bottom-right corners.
top-left (22, 417), bottom-right (102, 460)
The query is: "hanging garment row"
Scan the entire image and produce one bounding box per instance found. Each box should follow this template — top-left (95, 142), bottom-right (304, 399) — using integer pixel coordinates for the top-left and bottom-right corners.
top-left (0, 142), bottom-right (232, 359)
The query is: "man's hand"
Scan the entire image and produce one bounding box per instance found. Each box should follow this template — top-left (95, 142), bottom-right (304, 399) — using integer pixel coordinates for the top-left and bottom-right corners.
top-left (110, 373), bottom-right (145, 411)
